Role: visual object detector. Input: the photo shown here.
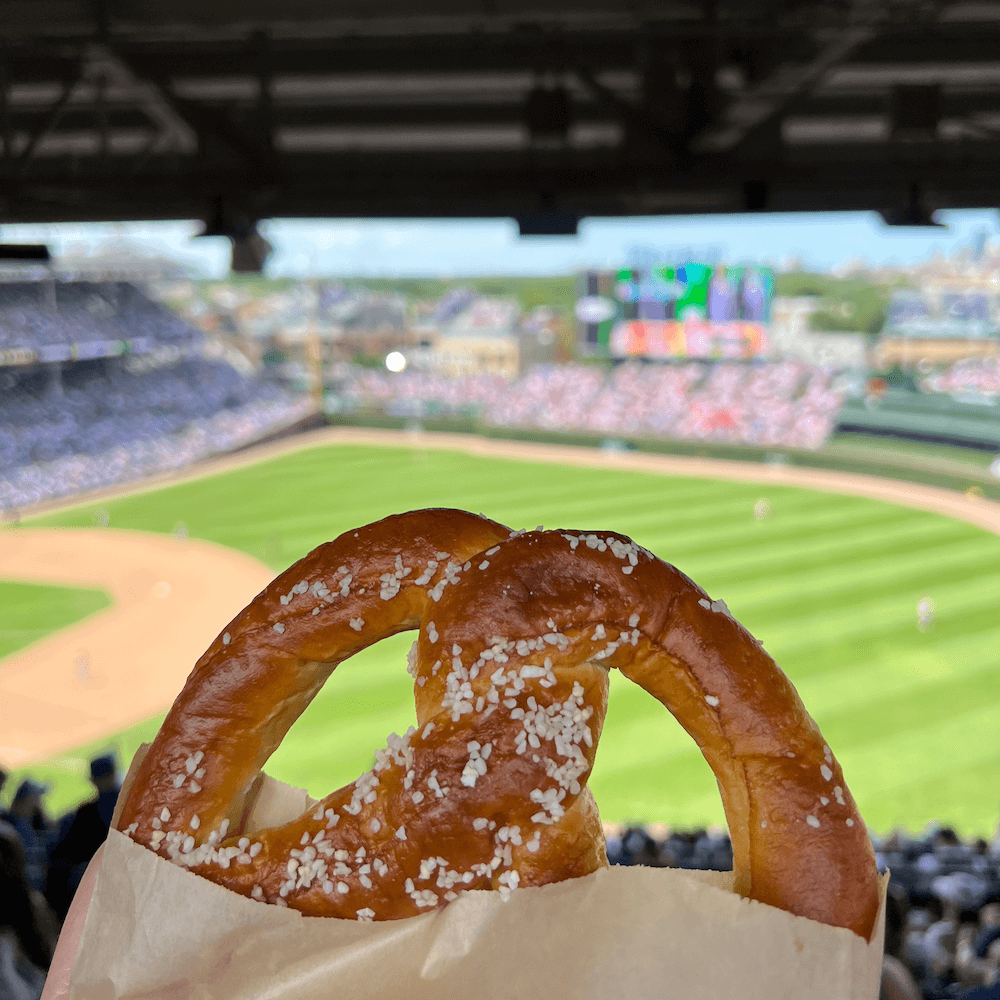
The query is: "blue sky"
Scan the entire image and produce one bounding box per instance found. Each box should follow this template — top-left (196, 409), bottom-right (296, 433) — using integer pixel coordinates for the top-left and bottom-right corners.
top-left (3, 209), bottom-right (998, 279)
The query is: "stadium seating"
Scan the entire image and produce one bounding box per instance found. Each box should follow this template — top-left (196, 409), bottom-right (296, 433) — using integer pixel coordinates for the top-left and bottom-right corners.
top-left (0, 357), bottom-right (311, 510)
top-left (921, 359), bottom-right (1000, 400)
top-left (0, 281), bottom-right (197, 354)
top-left (0, 280), bottom-right (312, 510)
top-left (342, 368), bottom-right (507, 417)
top-left (338, 360), bottom-right (847, 451)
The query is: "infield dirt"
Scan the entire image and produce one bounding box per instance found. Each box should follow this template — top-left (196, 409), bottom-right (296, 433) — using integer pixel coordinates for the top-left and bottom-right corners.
top-left (0, 529), bottom-right (273, 768)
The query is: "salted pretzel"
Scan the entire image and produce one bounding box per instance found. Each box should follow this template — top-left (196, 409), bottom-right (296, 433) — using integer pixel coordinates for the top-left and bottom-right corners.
top-left (116, 508), bottom-right (879, 939)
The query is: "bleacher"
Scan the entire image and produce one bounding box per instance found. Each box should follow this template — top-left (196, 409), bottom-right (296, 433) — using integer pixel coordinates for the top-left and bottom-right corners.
top-left (340, 368), bottom-right (507, 418)
top-left (0, 281), bottom-right (196, 364)
top-left (0, 279), bottom-right (312, 510)
top-left (338, 360), bottom-right (847, 452)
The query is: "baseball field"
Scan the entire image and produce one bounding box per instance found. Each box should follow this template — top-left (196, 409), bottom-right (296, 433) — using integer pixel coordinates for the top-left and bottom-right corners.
top-left (3, 432), bottom-right (999, 838)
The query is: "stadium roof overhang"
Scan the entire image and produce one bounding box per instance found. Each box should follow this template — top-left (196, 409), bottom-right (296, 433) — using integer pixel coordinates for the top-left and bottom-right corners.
top-left (3, 0), bottom-right (1000, 237)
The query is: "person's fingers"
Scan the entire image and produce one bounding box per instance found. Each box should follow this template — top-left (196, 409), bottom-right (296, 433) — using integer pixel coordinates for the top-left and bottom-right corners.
top-left (40, 844), bottom-right (104, 1000)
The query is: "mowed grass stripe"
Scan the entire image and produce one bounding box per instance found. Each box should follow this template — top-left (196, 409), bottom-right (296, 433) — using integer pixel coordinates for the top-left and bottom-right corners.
top-left (629, 517), bottom-right (956, 593)
top-left (761, 598), bottom-right (1000, 685)
top-left (574, 492), bottom-right (888, 559)
top-left (591, 627), bottom-right (1000, 832)
top-left (606, 486), bottom-right (879, 540)
top-left (862, 752), bottom-right (1000, 834)
top-left (21, 448), bottom-right (895, 576)
top-left (718, 536), bottom-right (998, 621)
top-left (372, 462), bottom-right (787, 537)
top-left (270, 702), bottom-right (418, 797)
top-left (24, 440), bottom-right (1000, 835)
top-left (641, 506), bottom-right (937, 570)
top-left (34, 447), bottom-right (851, 566)
top-left (591, 696), bottom-right (1000, 836)
top-left (752, 576), bottom-right (999, 661)
top-left (795, 627), bottom-right (1000, 716)
top-left (813, 658), bottom-right (1000, 758)
top-left (260, 450), bottom-right (735, 534)
top-left (837, 700), bottom-right (1000, 803)
top-left (678, 516), bottom-right (972, 586)
top-left (590, 740), bottom-right (725, 828)
top-left (255, 631), bottom-right (417, 797)
top-left (593, 625), bottom-right (1000, 770)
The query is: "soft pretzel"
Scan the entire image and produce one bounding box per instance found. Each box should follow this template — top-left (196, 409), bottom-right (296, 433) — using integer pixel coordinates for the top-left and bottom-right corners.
top-left (116, 508), bottom-right (879, 939)
top-left (116, 509), bottom-right (607, 918)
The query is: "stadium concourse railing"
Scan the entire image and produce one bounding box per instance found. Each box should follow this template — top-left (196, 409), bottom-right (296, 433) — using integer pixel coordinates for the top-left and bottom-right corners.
top-left (321, 411), bottom-right (1000, 504)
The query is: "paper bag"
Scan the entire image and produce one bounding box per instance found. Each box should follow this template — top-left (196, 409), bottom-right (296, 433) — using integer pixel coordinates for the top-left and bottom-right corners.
top-left (64, 743), bottom-right (887, 999)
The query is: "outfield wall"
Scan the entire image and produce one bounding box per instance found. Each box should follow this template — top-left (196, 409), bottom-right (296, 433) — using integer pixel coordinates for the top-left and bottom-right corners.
top-left (324, 413), bottom-right (1000, 504)
top-left (836, 392), bottom-right (1000, 452)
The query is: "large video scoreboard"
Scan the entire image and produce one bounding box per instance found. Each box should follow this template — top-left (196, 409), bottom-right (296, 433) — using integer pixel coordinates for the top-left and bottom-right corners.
top-left (576, 264), bottom-right (774, 360)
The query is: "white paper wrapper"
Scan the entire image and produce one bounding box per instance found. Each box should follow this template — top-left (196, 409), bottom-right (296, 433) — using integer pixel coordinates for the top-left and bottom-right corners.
top-left (64, 744), bottom-right (887, 1000)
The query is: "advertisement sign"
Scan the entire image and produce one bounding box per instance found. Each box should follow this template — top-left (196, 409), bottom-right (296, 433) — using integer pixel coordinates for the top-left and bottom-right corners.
top-left (607, 320), bottom-right (769, 360)
top-left (0, 336), bottom-right (155, 369)
top-left (577, 265), bottom-right (773, 358)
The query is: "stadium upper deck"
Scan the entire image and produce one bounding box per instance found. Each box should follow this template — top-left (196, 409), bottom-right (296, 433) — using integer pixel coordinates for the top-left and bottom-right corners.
top-left (0, 278), bottom-right (313, 509)
top-left (0, 280), bottom-right (197, 366)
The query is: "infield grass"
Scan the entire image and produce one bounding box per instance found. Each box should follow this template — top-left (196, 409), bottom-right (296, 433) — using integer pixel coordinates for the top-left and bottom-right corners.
top-left (7, 441), bottom-right (1000, 837)
top-left (0, 582), bottom-right (110, 661)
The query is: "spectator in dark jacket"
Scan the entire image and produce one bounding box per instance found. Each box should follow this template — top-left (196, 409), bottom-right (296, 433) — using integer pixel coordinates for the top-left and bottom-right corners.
top-left (956, 982), bottom-right (1000, 999)
top-left (976, 905), bottom-right (1000, 961)
top-left (0, 782), bottom-right (53, 896)
top-left (0, 818), bottom-right (57, 997)
top-left (45, 754), bottom-right (121, 921)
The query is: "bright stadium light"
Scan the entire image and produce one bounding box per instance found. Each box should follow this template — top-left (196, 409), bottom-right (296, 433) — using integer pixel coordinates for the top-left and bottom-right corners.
top-left (385, 351), bottom-right (406, 372)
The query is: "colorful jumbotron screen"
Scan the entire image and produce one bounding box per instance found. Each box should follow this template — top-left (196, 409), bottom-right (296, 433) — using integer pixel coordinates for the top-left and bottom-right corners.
top-left (575, 265), bottom-right (774, 360)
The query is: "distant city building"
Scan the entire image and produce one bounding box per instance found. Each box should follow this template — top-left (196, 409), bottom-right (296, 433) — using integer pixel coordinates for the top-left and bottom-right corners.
top-left (769, 298), bottom-right (867, 369)
top-left (439, 296), bottom-right (520, 339)
top-left (407, 336), bottom-right (519, 378)
top-left (413, 295), bottom-right (522, 377)
top-left (875, 278), bottom-right (1000, 367)
top-left (884, 284), bottom-right (1000, 340)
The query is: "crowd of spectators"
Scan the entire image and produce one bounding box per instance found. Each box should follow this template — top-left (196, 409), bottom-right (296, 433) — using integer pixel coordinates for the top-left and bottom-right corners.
top-left (341, 368), bottom-right (507, 416)
top-left (920, 359), bottom-right (1000, 399)
top-left (0, 756), bottom-right (120, 1000)
top-left (484, 360), bottom-right (844, 450)
top-left (0, 356), bottom-right (312, 510)
top-left (0, 281), bottom-right (195, 353)
top-left (340, 359), bottom-right (846, 451)
top-left (1, 743), bottom-right (997, 1000)
top-left (0, 278), bottom-right (314, 511)
top-left (606, 822), bottom-right (1000, 999)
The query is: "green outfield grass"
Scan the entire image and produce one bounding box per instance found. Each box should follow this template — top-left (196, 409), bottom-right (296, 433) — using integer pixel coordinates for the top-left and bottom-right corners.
top-left (4, 441), bottom-right (1000, 837)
